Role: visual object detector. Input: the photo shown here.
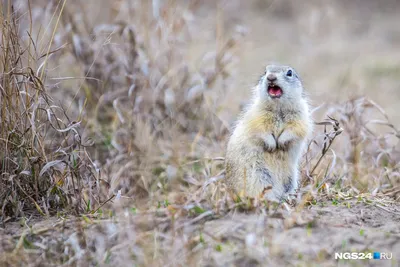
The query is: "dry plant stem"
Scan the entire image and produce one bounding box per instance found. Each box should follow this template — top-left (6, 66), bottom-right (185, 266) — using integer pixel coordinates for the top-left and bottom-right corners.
top-left (15, 180), bottom-right (46, 216)
top-left (13, 219), bottom-right (66, 238)
top-left (39, 0), bottom-right (68, 81)
top-left (91, 194), bottom-right (115, 214)
top-left (309, 117), bottom-right (343, 178)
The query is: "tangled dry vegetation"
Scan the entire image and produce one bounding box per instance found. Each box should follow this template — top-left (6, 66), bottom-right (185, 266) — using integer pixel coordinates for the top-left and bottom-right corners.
top-left (0, 1), bottom-right (399, 266)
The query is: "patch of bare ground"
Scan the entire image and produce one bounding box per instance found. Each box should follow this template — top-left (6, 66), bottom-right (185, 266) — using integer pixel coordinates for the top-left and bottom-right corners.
top-left (0, 197), bottom-right (399, 266)
top-left (198, 200), bottom-right (399, 266)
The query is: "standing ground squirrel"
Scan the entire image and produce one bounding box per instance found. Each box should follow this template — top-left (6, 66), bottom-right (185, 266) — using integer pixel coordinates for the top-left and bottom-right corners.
top-left (225, 64), bottom-right (312, 201)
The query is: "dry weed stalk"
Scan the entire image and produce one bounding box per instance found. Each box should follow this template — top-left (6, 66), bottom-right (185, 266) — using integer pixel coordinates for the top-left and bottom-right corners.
top-left (308, 116), bottom-right (343, 181)
top-left (327, 97), bottom-right (400, 192)
top-left (302, 97), bottom-right (400, 202)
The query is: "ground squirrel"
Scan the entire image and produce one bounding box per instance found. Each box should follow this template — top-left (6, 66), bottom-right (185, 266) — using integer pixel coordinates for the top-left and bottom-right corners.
top-left (225, 64), bottom-right (312, 201)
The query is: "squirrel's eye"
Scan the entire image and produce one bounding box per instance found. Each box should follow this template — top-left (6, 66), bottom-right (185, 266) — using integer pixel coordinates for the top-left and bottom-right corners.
top-left (286, 69), bottom-right (293, 77)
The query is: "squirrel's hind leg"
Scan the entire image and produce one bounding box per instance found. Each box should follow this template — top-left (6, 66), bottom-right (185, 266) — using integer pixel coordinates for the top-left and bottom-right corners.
top-left (251, 166), bottom-right (280, 200)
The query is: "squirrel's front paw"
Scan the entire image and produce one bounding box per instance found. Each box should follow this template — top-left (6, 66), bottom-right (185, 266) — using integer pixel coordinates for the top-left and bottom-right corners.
top-left (277, 131), bottom-right (294, 151)
top-left (262, 134), bottom-right (277, 152)
top-left (277, 140), bottom-right (291, 151)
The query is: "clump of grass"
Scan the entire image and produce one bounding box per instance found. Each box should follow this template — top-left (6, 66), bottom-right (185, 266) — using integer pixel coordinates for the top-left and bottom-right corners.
top-left (301, 97), bottom-right (400, 205)
top-left (0, 3), bottom-right (97, 221)
top-left (325, 97), bottom-right (400, 193)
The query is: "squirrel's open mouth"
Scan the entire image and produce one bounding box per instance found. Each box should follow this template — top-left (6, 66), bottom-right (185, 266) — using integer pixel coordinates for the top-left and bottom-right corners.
top-left (268, 85), bottom-right (283, 98)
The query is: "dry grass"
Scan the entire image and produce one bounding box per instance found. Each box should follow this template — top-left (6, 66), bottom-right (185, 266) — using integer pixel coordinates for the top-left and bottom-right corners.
top-left (0, 0), bottom-right (399, 266)
top-left (0, 1), bottom-right (97, 220)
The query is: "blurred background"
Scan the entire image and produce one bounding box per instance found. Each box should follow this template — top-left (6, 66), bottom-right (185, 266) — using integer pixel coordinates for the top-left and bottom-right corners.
top-left (1, 1), bottom-right (399, 265)
top-left (13, 0), bottom-right (400, 124)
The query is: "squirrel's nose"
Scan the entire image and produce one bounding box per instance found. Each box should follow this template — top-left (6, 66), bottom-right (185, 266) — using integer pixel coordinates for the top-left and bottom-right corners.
top-left (267, 74), bottom-right (277, 82)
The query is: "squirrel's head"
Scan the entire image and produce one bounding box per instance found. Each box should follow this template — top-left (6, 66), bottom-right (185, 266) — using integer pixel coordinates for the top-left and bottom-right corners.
top-left (257, 64), bottom-right (304, 102)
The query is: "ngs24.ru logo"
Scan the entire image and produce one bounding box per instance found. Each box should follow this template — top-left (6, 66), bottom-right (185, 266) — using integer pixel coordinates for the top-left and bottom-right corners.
top-left (335, 252), bottom-right (392, 260)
